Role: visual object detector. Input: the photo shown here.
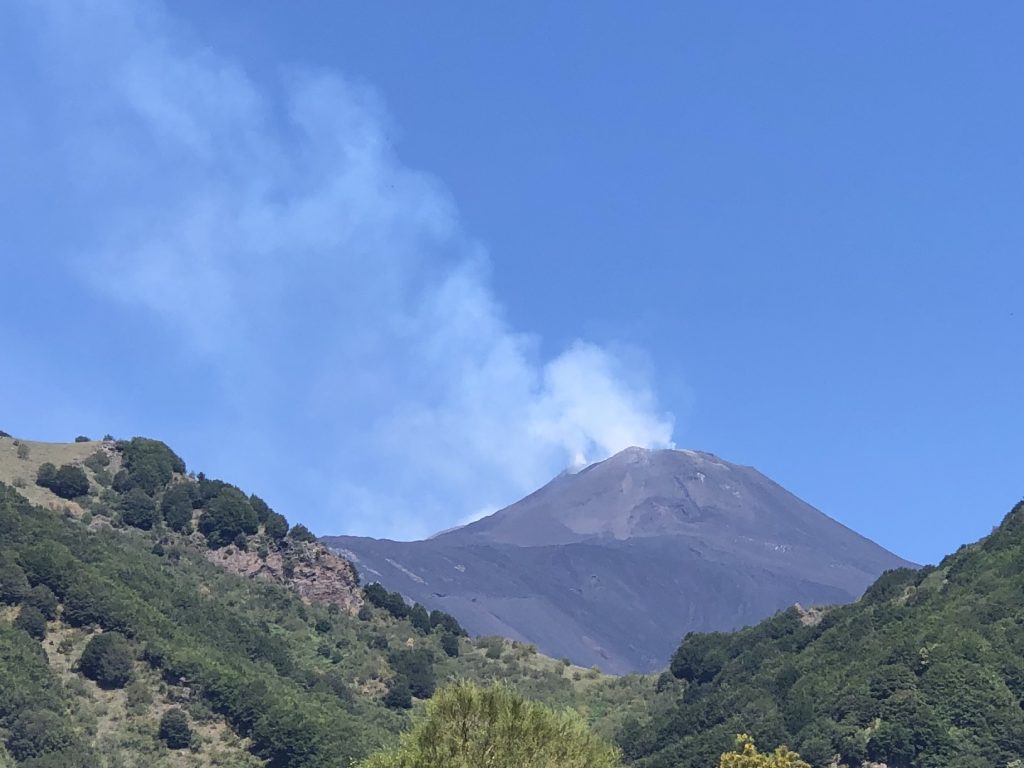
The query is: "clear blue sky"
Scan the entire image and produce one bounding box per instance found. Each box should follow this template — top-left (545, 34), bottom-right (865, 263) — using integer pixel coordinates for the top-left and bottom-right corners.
top-left (2, 1), bottom-right (1021, 564)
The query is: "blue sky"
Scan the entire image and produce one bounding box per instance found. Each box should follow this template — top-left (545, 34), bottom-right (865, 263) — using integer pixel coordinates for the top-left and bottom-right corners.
top-left (2, 1), bottom-right (1021, 564)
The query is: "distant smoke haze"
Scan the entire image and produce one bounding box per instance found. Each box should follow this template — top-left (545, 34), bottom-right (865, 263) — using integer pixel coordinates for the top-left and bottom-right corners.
top-left (2, 0), bottom-right (675, 538)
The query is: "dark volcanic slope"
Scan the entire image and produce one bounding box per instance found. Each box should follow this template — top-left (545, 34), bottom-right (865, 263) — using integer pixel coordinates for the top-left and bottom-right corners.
top-left (324, 447), bottom-right (913, 673)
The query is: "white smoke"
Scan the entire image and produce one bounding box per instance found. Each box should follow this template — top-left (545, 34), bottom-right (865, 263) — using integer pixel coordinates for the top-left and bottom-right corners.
top-left (4, 0), bottom-right (675, 538)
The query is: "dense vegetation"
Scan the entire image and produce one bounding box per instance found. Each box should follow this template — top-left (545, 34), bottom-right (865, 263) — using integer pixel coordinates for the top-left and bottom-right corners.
top-left (358, 681), bottom-right (622, 768)
top-left (0, 435), bottom-right (641, 766)
top-left (618, 500), bottom-right (1024, 768)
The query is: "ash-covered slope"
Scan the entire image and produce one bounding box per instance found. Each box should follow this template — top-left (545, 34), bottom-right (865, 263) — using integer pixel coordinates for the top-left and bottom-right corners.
top-left (324, 447), bottom-right (913, 673)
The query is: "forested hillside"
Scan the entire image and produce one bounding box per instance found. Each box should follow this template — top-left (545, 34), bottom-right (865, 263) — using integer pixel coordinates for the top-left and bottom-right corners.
top-left (618, 500), bottom-right (1024, 768)
top-left (0, 435), bottom-right (643, 767)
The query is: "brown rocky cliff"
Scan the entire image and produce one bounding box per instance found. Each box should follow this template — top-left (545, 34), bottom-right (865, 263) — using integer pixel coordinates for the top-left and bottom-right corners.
top-left (208, 539), bottom-right (362, 612)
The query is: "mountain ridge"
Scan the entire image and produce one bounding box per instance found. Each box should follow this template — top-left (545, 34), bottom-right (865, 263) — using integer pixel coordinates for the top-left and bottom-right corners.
top-left (325, 446), bottom-right (913, 672)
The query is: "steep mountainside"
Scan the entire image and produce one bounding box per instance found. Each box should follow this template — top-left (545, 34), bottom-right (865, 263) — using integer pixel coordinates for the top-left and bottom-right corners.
top-left (0, 434), bottom-right (637, 768)
top-left (325, 447), bottom-right (913, 673)
top-left (619, 498), bottom-right (1024, 768)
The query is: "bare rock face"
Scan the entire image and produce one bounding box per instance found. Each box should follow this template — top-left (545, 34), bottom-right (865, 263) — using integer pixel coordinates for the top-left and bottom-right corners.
top-left (325, 447), bottom-right (914, 673)
top-left (209, 540), bottom-right (362, 612)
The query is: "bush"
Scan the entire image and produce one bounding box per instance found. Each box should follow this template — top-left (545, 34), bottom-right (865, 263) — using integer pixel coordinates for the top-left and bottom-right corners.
top-left (160, 485), bottom-right (193, 533)
top-left (383, 677), bottom-right (413, 710)
top-left (7, 710), bottom-right (73, 762)
top-left (83, 450), bottom-right (110, 472)
top-left (264, 510), bottom-right (289, 541)
top-left (36, 464), bottom-right (89, 500)
top-left (78, 632), bottom-right (133, 689)
top-left (74, 435), bottom-right (90, 443)
top-left (199, 485), bottom-right (258, 548)
top-left (158, 708), bottom-right (193, 749)
top-left (409, 603), bottom-right (431, 633)
top-left (0, 560), bottom-right (29, 603)
top-left (121, 488), bottom-right (157, 530)
top-left (17, 442), bottom-right (30, 460)
top-left (117, 437), bottom-right (186, 493)
top-left (288, 523), bottom-right (316, 544)
top-left (24, 585), bottom-right (58, 620)
top-left (440, 633), bottom-right (460, 658)
top-left (15, 605), bottom-right (48, 640)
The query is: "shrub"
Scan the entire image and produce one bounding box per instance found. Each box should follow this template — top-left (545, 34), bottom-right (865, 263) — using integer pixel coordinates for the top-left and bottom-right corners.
top-left (160, 485), bottom-right (193, 533)
top-left (158, 708), bottom-right (193, 749)
top-left (383, 677), bottom-right (413, 710)
top-left (17, 442), bottom-right (30, 460)
top-left (117, 437), bottom-right (185, 494)
top-left (264, 510), bottom-right (289, 541)
top-left (121, 488), bottom-right (158, 530)
top-left (718, 734), bottom-right (810, 768)
top-left (7, 710), bottom-right (73, 762)
top-left (24, 584), bottom-right (58, 620)
top-left (429, 609), bottom-right (467, 636)
top-left (409, 603), bottom-right (431, 633)
top-left (0, 560), bottom-right (29, 603)
top-left (78, 632), bottom-right (133, 689)
top-left (83, 450), bottom-right (110, 472)
top-left (440, 633), bottom-right (460, 658)
top-left (74, 435), bottom-right (91, 443)
top-left (288, 523), bottom-right (316, 544)
top-left (15, 605), bottom-right (48, 640)
top-left (199, 485), bottom-right (258, 548)
top-left (36, 464), bottom-right (89, 500)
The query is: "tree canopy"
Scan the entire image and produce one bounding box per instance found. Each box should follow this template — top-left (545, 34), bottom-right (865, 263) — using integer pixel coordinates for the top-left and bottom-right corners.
top-left (358, 681), bottom-right (621, 768)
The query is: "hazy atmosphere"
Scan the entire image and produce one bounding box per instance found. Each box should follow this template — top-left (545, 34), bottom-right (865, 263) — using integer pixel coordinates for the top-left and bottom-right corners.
top-left (3, 1), bottom-right (1022, 562)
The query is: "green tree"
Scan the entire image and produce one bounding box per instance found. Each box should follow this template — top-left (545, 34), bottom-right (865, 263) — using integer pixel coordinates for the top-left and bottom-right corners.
top-left (409, 603), bottom-right (431, 633)
top-left (6, 710), bottom-right (73, 762)
top-left (719, 735), bottom-right (810, 768)
top-left (14, 605), bottom-right (47, 640)
top-left (160, 485), bottom-right (193, 533)
top-left (158, 708), bottom-right (193, 749)
top-left (39, 464), bottom-right (90, 500)
top-left (264, 510), bottom-right (289, 541)
top-left (78, 632), bottom-right (133, 689)
top-left (0, 560), bottom-right (29, 604)
top-left (117, 437), bottom-right (185, 493)
top-left (199, 485), bottom-right (258, 548)
top-left (440, 633), bottom-right (460, 658)
top-left (120, 488), bottom-right (157, 530)
top-left (288, 523), bottom-right (316, 543)
top-left (359, 681), bottom-right (621, 768)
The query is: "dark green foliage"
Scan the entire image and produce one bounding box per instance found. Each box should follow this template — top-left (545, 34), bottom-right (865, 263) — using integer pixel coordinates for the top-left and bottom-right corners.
top-left (358, 605), bottom-right (373, 621)
top-left (429, 609), bottom-right (466, 636)
top-left (383, 677), bottom-right (413, 709)
top-left (36, 463), bottom-right (89, 499)
top-left (625, 499), bottom-right (1024, 768)
top-left (117, 437), bottom-right (185, 494)
top-left (265, 510), bottom-right (289, 541)
top-left (7, 709), bottom-right (73, 761)
top-left (440, 633), bottom-right (460, 658)
top-left (160, 484), bottom-right (193, 533)
top-left (74, 435), bottom-right (90, 443)
top-left (121, 488), bottom-right (157, 530)
top-left (158, 708), bottom-right (192, 749)
top-left (83, 450), bottom-right (110, 472)
top-left (409, 603), bottom-right (430, 633)
top-left (78, 632), bottom-right (133, 689)
top-left (199, 485), bottom-right (258, 548)
top-left (288, 523), bottom-right (316, 543)
top-left (389, 648), bottom-right (435, 698)
top-left (250, 494), bottom-right (272, 524)
top-left (0, 559), bottom-right (29, 603)
top-left (15, 605), bottom-right (48, 640)
top-left (36, 463), bottom-right (57, 488)
top-left (364, 583), bottom-right (409, 619)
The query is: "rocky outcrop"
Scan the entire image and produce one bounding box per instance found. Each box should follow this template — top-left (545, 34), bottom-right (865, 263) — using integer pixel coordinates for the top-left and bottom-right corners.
top-left (209, 540), bottom-right (362, 612)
